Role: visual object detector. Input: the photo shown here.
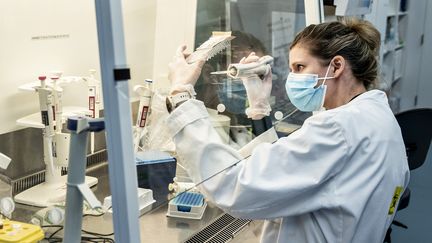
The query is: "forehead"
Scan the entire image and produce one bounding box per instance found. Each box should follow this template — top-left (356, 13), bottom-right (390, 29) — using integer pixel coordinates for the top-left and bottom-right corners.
top-left (288, 45), bottom-right (313, 65)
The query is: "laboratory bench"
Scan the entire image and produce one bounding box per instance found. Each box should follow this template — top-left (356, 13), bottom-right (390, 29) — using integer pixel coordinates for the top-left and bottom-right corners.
top-left (12, 162), bottom-right (262, 243)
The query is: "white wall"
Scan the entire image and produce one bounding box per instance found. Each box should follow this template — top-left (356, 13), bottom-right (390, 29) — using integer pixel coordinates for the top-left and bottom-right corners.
top-left (122, 0), bottom-right (157, 97)
top-left (0, 0), bottom-right (168, 134)
top-left (0, 0), bottom-right (99, 134)
top-left (152, 0), bottom-right (197, 91)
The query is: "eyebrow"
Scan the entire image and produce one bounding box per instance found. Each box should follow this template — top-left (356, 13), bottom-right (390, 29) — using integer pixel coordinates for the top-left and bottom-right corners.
top-left (289, 61), bottom-right (303, 68)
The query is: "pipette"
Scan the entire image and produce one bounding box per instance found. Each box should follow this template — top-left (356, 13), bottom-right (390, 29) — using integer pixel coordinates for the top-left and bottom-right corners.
top-left (211, 55), bottom-right (274, 78)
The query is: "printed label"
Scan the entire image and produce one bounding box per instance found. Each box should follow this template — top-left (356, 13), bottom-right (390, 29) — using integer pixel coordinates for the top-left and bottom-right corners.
top-left (139, 106), bottom-right (149, 127)
top-left (388, 186), bottom-right (403, 215)
top-left (41, 111), bottom-right (49, 126)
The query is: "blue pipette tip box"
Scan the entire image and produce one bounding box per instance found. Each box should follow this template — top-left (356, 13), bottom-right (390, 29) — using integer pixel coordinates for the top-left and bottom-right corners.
top-left (167, 192), bottom-right (207, 220)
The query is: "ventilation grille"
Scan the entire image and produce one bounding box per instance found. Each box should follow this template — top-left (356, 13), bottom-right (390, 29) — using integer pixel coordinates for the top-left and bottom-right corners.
top-left (86, 149), bottom-right (108, 167)
top-left (184, 213), bottom-right (251, 243)
top-left (11, 171), bottom-right (45, 196)
top-left (62, 150), bottom-right (107, 175)
top-left (12, 150), bottom-right (107, 195)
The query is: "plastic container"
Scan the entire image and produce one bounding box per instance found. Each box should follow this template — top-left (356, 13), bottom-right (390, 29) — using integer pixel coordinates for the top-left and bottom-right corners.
top-left (0, 175), bottom-right (12, 200)
top-left (135, 150), bottom-right (176, 202)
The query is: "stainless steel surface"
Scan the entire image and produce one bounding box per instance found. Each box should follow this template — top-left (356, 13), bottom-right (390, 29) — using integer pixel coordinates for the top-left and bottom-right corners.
top-left (12, 162), bottom-right (262, 242)
top-left (0, 128), bottom-right (45, 180)
top-left (0, 127), bottom-right (107, 180)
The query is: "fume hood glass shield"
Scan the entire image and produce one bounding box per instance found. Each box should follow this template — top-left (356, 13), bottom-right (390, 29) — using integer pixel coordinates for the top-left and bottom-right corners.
top-left (194, 0), bottom-right (310, 147)
top-left (136, 0), bottom-right (310, 208)
top-left (123, 0), bottom-right (311, 241)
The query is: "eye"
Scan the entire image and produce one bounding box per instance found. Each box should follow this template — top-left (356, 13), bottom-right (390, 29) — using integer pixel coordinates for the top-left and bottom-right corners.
top-left (296, 64), bottom-right (305, 72)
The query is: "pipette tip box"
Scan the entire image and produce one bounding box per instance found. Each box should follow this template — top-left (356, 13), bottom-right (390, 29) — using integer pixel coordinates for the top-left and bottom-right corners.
top-left (167, 192), bottom-right (207, 220)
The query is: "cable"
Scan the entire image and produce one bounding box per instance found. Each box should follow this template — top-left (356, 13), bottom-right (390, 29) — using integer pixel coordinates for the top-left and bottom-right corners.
top-left (47, 226), bottom-right (64, 240)
top-left (81, 236), bottom-right (115, 243)
top-left (82, 229), bottom-right (114, 237)
top-left (83, 212), bottom-right (105, 217)
top-left (0, 212), bottom-right (10, 220)
top-left (41, 224), bottom-right (64, 229)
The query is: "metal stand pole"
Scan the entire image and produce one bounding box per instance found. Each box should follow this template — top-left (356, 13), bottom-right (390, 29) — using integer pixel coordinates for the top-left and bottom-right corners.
top-left (94, 0), bottom-right (141, 242)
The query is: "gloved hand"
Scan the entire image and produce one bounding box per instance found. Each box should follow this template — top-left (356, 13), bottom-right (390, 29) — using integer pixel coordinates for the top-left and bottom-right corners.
top-left (240, 52), bottom-right (272, 120)
top-left (168, 45), bottom-right (206, 96)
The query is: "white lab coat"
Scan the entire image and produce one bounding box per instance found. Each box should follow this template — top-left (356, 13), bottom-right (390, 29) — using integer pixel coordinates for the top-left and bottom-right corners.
top-left (167, 90), bottom-right (410, 243)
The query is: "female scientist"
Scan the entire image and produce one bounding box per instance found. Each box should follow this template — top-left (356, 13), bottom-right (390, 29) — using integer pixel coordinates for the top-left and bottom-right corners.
top-left (165, 18), bottom-right (409, 243)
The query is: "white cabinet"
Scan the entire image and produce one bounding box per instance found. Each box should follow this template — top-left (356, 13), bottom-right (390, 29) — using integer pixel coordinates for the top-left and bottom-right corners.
top-left (367, 0), bottom-right (431, 112)
top-left (365, 0), bottom-right (411, 112)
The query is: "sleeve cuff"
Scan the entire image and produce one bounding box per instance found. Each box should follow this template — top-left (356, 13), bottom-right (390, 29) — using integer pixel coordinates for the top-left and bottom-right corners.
top-left (167, 99), bottom-right (209, 136)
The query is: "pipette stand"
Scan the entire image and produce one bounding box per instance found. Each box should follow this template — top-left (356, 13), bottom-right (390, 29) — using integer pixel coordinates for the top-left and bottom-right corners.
top-left (63, 116), bottom-right (103, 243)
top-left (14, 75), bottom-right (98, 207)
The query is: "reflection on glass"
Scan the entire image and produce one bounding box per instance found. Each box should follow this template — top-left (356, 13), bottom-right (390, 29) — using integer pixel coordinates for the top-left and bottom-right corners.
top-left (145, 0), bottom-right (310, 217)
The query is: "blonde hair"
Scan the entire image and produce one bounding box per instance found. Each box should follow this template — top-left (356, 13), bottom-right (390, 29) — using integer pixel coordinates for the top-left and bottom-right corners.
top-left (290, 18), bottom-right (381, 89)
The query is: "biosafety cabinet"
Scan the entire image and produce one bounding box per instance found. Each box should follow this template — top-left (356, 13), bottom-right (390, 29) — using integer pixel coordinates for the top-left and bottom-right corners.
top-left (0, 0), bottom-right (427, 242)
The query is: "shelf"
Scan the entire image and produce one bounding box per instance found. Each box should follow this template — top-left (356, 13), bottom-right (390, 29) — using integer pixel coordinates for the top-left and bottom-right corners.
top-left (16, 106), bottom-right (92, 129)
top-left (395, 44), bottom-right (404, 50)
top-left (391, 76), bottom-right (402, 88)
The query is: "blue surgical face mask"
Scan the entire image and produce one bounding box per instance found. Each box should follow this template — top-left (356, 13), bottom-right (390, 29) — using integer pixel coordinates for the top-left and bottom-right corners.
top-left (285, 64), bottom-right (334, 112)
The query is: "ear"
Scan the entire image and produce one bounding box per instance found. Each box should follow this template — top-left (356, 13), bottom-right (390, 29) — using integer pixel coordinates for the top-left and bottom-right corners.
top-left (331, 55), bottom-right (345, 79)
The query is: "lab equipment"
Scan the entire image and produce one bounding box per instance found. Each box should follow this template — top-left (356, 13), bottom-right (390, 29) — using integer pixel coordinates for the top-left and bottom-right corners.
top-left (168, 177), bottom-right (198, 195)
top-left (84, 69), bottom-right (102, 154)
top-left (135, 150), bottom-right (176, 202)
top-left (186, 31), bottom-right (235, 64)
top-left (50, 71), bottom-right (63, 132)
top-left (0, 197), bottom-right (15, 219)
top-left (0, 153), bottom-right (11, 170)
top-left (31, 206), bottom-right (65, 226)
top-left (41, 70), bottom-right (103, 154)
top-left (14, 75), bottom-right (98, 207)
top-left (133, 79), bottom-right (153, 153)
top-left (63, 116), bottom-right (104, 243)
top-left (211, 55), bottom-right (273, 79)
top-left (103, 188), bottom-right (155, 216)
top-left (0, 176), bottom-right (12, 200)
top-left (139, 91), bottom-right (176, 152)
top-left (0, 197), bottom-right (44, 242)
top-left (0, 219), bottom-right (44, 243)
top-left (37, 75), bottom-right (56, 173)
top-left (84, 69), bottom-right (101, 119)
top-left (166, 192), bottom-right (207, 220)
